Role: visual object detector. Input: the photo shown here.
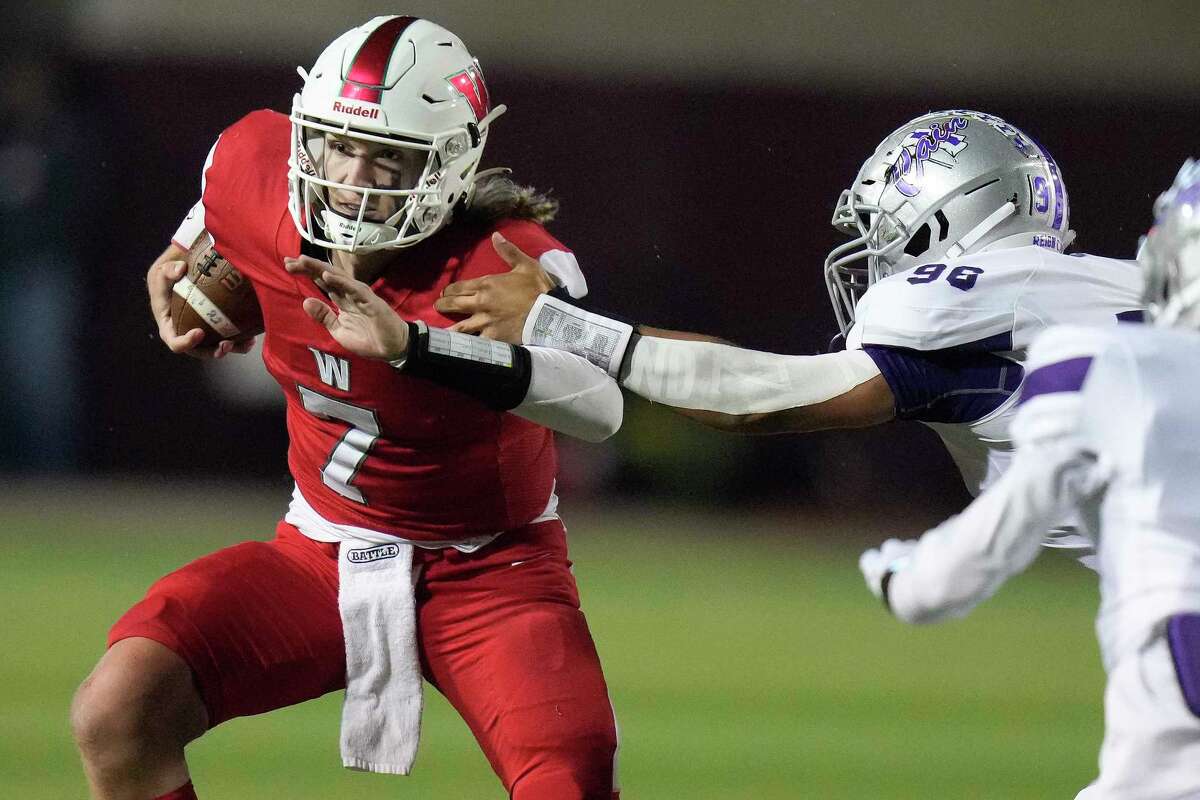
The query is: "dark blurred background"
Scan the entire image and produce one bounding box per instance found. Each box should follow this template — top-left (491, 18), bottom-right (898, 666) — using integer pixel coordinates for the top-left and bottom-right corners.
top-left (4, 1), bottom-right (1198, 521)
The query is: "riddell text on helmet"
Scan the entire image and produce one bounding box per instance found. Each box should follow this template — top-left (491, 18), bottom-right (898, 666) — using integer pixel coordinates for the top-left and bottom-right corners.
top-left (332, 100), bottom-right (380, 119)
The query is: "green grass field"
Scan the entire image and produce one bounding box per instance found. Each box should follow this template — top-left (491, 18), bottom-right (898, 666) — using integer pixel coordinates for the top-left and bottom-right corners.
top-left (0, 481), bottom-right (1105, 798)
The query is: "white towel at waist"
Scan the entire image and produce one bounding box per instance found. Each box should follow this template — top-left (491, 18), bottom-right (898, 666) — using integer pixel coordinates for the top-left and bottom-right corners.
top-left (337, 537), bottom-right (421, 774)
top-left (283, 484), bottom-right (560, 775)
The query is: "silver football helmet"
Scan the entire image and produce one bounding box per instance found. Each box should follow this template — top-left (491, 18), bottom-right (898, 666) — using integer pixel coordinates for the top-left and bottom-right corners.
top-left (288, 15), bottom-right (506, 252)
top-left (824, 110), bottom-right (1075, 336)
top-left (1140, 159), bottom-right (1200, 329)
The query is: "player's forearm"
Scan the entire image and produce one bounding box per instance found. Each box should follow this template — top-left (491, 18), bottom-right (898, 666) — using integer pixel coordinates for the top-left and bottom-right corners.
top-left (621, 335), bottom-right (883, 418)
top-left (522, 294), bottom-right (886, 430)
top-left (668, 375), bottom-right (895, 434)
top-left (634, 324), bottom-right (734, 346)
top-left (886, 449), bottom-right (1092, 624)
top-left (392, 323), bottom-right (621, 441)
top-left (513, 347), bottom-right (622, 442)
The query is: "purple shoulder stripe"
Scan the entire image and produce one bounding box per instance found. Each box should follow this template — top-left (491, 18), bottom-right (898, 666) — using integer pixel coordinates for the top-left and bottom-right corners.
top-left (1018, 356), bottom-right (1093, 405)
top-left (1168, 613), bottom-right (1200, 719)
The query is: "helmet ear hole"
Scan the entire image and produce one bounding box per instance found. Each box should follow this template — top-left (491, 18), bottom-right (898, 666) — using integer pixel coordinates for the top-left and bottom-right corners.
top-left (904, 223), bottom-right (932, 258)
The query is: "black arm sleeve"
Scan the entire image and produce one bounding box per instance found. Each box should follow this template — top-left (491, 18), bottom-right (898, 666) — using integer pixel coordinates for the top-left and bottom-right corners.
top-left (397, 322), bottom-right (533, 411)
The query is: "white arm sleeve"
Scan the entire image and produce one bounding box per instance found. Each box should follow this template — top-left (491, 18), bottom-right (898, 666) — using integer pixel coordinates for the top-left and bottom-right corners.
top-left (885, 324), bottom-right (1120, 624)
top-left (621, 337), bottom-right (881, 414)
top-left (511, 346), bottom-right (623, 443)
top-left (886, 444), bottom-right (1102, 624)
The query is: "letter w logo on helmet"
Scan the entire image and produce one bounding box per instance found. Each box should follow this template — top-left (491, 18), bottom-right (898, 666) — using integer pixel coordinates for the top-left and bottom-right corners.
top-left (339, 15), bottom-right (419, 103)
top-left (447, 65), bottom-right (491, 122)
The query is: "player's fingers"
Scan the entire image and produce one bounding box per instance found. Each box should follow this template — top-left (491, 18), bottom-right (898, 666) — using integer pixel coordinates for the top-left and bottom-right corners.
top-left (320, 270), bottom-right (375, 312)
top-left (320, 270), bottom-right (363, 293)
top-left (283, 255), bottom-right (332, 281)
top-left (441, 277), bottom-right (485, 297)
top-left (491, 232), bottom-right (539, 272)
top-left (162, 327), bottom-right (208, 356)
top-left (434, 294), bottom-right (478, 315)
top-left (213, 340), bottom-right (234, 360)
top-left (230, 337), bottom-right (256, 354)
top-left (302, 297), bottom-right (338, 329)
top-left (449, 314), bottom-right (487, 334)
top-left (148, 261), bottom-right (187, 316)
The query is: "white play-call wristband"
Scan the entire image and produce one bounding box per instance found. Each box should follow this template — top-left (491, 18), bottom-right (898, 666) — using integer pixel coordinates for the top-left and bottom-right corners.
top-left (522, 294), bottom-right (634, 378)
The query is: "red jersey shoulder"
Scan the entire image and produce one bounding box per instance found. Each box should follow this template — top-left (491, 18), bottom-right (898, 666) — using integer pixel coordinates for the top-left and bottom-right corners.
top-left (457, 218), bottom-right (572, 282)
top-left (203, 109), bottom-right (295, 289)
top-left (215, 110), bottom-right (291, 163)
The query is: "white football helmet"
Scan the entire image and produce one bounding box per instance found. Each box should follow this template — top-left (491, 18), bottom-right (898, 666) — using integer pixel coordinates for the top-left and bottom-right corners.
top-left (824, 110), bottom-right (1074, 336)
top-left (1140, 159), bottom-right (1200, 329)
top-left (288, 15), bottom-right (506, 252)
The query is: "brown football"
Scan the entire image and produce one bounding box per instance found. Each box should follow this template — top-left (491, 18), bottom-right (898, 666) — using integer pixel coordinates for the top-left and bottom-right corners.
top-left (169, 233), bottom-right (263, 347)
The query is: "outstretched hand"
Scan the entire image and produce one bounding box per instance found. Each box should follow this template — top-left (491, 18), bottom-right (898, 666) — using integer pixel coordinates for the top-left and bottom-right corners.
top-left (433, 232), bottom-right (555, 343)
top-left (858, 538), bottom-right (918, 603)
top-left (284, 255), bottom-right (410, 361)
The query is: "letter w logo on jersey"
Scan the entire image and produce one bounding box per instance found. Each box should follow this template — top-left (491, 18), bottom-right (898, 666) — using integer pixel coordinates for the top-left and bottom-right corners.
top-left (446, 65), bottom-right (490, 122)
top-left (309, 347), bottom-right (350, 391)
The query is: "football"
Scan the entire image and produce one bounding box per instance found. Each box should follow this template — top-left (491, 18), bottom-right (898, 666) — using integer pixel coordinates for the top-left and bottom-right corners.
top-left (169, 232), bottom-right (263, 347)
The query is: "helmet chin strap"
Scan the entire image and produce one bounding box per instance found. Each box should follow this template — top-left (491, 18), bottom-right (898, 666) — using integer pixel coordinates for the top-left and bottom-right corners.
top-left (319, 208), bottom-right (402, 252)
top-left (944, 201), bottom-right (1017, 259)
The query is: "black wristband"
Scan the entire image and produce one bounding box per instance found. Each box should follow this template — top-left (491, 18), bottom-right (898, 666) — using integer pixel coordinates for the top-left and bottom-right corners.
top-left (395, 321), bottom-right (533, 411)
top-left (547, 285), bottom-right (573, 303)
top-left (880, 569), bottom-right (897, 615)
top-left (617, 331), bottom-right (642, 384)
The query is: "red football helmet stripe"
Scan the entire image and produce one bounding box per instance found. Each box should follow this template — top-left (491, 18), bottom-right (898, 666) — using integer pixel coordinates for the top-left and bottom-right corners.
top-left (471, 65), bottom-right (491, 117)
top-left (447, 66), bottom-right (491, 122)
top-left (340, 16), bottom-right (418, 103)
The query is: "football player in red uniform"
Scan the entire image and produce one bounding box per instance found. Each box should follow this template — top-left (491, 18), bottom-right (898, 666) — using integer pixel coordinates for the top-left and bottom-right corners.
top-left (71, 16), bottom-right (622, 800)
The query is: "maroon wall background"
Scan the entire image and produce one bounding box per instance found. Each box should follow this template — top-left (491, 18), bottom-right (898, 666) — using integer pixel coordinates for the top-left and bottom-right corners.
top-left (62, 55), bottom-right (1196, 517)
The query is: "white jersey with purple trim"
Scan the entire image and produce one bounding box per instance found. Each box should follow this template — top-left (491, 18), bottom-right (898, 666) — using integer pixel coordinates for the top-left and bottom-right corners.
top-left (885, 322), bottom-right (1200, 799)
top-left (889, 323), bottom-right (1200, 656)
top-left (1062, 324), bottom-right (1200, 665)
top-left (845, 246), bottom-right (1143, 501)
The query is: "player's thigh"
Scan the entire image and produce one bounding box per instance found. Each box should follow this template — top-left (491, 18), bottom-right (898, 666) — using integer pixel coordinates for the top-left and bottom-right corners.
top-left (419, 520), bottom-right (617, 789)
top-left (109, 521), bottom-right (345, 727)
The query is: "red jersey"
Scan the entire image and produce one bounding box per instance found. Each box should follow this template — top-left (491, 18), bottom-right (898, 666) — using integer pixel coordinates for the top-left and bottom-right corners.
top-left (198, 110), bottom-right (563, 542)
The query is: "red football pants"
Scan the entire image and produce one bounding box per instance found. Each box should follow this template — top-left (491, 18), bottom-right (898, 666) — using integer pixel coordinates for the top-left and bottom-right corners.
top-left (110, 519), bottom-right (619, 799)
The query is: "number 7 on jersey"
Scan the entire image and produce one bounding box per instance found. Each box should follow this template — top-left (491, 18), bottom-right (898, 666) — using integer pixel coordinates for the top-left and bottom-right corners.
top-left (297, 385), bottom-right (380, 504)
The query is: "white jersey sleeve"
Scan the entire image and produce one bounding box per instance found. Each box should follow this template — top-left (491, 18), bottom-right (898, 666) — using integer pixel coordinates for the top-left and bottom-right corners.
top-left (513, 346), bottom-right (622, 442)
top-left (170, 137), bottom-right (221, 249)
top-left (885, 324), bottom-right (1114, 624)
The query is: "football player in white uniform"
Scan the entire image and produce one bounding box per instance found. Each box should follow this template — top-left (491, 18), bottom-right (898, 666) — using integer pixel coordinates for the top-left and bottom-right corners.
top-left (858, 160), bottom-right (1200, 798)
top-left (435, 110), bottom-right (1143, 562)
